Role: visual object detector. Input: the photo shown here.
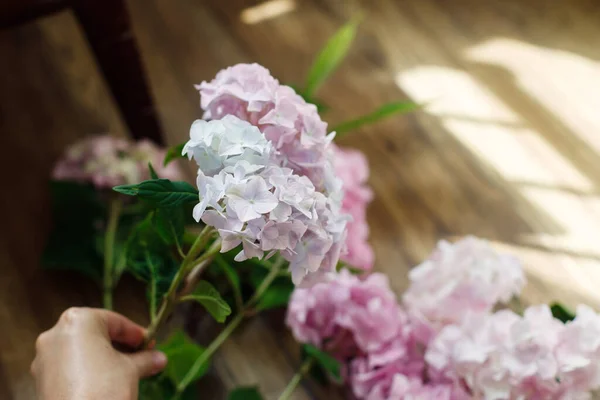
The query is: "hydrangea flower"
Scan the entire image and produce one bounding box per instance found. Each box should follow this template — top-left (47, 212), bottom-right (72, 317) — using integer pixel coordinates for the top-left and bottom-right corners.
top-left (182, 115), bottom-right (348, 285)
top-left (426, 305), bottom-right (600, 399)
top-left (403, 236), bottom-right (526, 331)
top-left (53, 135), bottom-right (181, 189)
top-left (349, 367), bottom-right (469, 400)
top-left (332, 145), bottom-right (374, 270)
top-left (554, 305), bottom-right (600, 396)
top-left (286, 269), bottom-right (406, 356)
top-left (196, 63), bottom-right (334, 193)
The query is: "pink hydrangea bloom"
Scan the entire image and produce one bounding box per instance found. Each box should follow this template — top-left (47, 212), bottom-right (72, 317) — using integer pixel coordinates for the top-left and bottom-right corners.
top-left (426, 305), bottom-right (600, 399)
top-left (555, 305), bottom-right (600, 395)
top-left (182, 116), bottom-right (348, 285)
top-left (350, 367), bottom-right (470, 400)
top-left (53, 135), bottom-right (181, 189)
top-left (286, 269), bottom-right (405, 355)
top-left (331, 145), bottom-right (374, 270)
top-left (403, 236), bottom-right (525, 330)
top-left (196, 63), bottom-right (334, 193)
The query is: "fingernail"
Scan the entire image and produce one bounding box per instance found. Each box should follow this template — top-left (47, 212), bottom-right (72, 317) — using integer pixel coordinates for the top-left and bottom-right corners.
top-left (153, 351), bottom-right (168, 369)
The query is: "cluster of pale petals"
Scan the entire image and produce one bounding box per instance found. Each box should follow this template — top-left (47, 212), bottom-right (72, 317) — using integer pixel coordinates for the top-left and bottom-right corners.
top-left (403, 236), bottom-right (526, 334)
top-left (196, 63), bottom-right (336, 193)
top-left (426, 304), bottom-right (600, 399)
top-left (331, 145), bottom-right (375, 270)
top-left (286, 269), bottom-right (407, 354)
top-left (182, 115), bottom-right (348, 285)
top-left (53, 135), bottom-right (181, 188)
top-left (351, 368), bottom-right (470, 400)
top-left (286, 269), bottom-right (468, 399)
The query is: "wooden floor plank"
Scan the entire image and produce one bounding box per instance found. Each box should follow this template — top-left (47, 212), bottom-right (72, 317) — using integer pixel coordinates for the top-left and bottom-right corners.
top-left (2, 0), bottom-right (600, 398)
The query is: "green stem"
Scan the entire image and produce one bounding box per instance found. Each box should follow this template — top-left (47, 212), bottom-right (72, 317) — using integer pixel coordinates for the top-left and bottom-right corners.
top-left (142, 226), bottom-right (214, 347)
top-left (103, 197), bottom-right (122, 310)
top-left (181, 225), bottom-right (213, 272)
top-left (214, 256), bottom-right (243, 311)
top-left (176, 257), bottom-right (286, 394)
top-left (278, 358), bottom-right (315, 400)
top-left (182, 239), bottom-right (222, 296)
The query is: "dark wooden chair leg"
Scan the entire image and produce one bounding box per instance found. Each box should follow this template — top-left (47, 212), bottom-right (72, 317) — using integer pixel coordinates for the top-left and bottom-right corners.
top-left (72, 0), bottom-right (163, 144)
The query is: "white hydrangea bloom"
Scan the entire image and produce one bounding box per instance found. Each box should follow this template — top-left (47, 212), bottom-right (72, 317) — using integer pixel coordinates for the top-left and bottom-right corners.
top-left (182, 115), bottom-right (348, 285)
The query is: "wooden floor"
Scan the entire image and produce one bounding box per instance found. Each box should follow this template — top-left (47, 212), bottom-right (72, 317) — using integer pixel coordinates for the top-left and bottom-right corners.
top-left (2, 0), bottom-right (600, 398)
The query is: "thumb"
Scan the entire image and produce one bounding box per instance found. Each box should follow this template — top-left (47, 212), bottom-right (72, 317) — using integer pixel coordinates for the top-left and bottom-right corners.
top-left (128, 350), bottom-right (168, 378)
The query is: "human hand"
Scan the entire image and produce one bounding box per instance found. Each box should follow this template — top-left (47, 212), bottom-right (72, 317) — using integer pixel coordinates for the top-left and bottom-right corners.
top-left (31, 307), bottom-right (167, 400)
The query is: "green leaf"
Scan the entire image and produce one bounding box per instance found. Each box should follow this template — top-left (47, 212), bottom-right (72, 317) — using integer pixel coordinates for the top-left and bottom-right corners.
top-left (42, 181), bottom-right (105, 280)
top-left (255, 282), bottom-right (293, 311)
top-left (158, 331), bottom-right (210, 386)
top-left (113, 179), bottom-right (198, 207)
top-left (181, 280), bottom-right (232, 323)
top-left (332, 101), bottom-right (421, 136)
top-left (336, 262), bottom-right (365, 275)
top-left (303, 344), bottom-right (342, 383)
top-left (138, 377), bottom-right (198, 400)
top-left (148, 162), bottom-right (159, 179)
top-left (164, 143), bottom-right (186, 166)
top-left (138, 376), bottom-right (173, 400)
top-left (153, 206), bottom-right (185, 246)
top-left (288, 84), bottom-right (329, 113)
top-left (227, 386), bottom-right (264, 400)
top-left (550, 302), bottom-right (576, 323)
top-left (214, 256), bottom-right (243, 309)
top-left (304, 16), bottom-right (361, 98)
top-left (124, 213), bottom-right (178, 308)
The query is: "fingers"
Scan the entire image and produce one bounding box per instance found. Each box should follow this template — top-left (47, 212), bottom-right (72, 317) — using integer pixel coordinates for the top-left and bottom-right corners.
top-left (128, 350), bottom-right (168, 378)
top-left (67, 308), bottom-right (146, 348)
top-left (93, 309), bottom-right (147, 348)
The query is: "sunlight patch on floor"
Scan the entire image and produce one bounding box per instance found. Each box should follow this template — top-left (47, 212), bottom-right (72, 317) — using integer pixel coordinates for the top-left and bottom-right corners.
top-left (394, 40), bottom-right (600, 306)
top-left (240, 0), bottom-right (296, 25)
top-left (467, 38), bottom-right (600, 156)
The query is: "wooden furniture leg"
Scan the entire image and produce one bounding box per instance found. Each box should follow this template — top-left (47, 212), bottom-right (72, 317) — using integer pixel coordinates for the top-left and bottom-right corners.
top-left (72, 0), bottom-right (163, 144)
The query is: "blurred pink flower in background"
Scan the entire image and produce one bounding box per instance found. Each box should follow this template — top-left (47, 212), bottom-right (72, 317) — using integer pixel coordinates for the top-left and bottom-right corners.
top-left (331, 145), bottom-right (375, 271)
top-left (53, 135), bottom-right (181, 189)
top-left (350, 368), bottom-right (469, 400)
top-left (286, 269), bottom-right (406, 357)
top-left (426, 304), bottom-right (600, 399)
top-left (403, 236), bottom-right (526, 333)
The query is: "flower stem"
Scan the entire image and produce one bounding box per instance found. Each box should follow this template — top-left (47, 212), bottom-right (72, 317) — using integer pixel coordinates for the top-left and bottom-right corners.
top-left (278, 357), bottom-right (315, 400)
top-left (176, 257), bottom-right (286, 394)
top-left (103, 197), bottom-right (122, 310)
top-left (142, 226), bottom-right (214, 347)
top-left (182, 239), bottom-right (222, 296)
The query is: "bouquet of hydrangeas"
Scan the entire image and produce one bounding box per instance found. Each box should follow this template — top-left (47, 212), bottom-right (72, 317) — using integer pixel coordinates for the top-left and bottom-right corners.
top-left (43, 19), bottom-right (600, 400)
top-left (288, 237), bottom-right (600, 400)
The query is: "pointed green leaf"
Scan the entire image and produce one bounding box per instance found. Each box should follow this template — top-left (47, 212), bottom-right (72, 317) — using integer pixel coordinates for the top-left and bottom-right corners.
top-left (153, 206), bottom-right (185, 246)
top-left (550, 302), bottom-right (576, 323)
top-left (227, 386), bottom-right (264, 400)
top-left (332, 101), bottom-right (421, 136)
top-left (148, 162), bottom-right (159, 179)
top-left (303, 344), bottom-right (342, 383)
top-left (164, 143), bottom-right (186, 166)
top-left (304, 16), bottom-right (361, 98)
top-left (255, 282), bottom-right (293, 311)
top-left (124, 213), bottom-right (178, 308)
top-left (158, 331), bottom-right (210, 387)
top-left (181, 280), bottom-right (232, 323)
top-left (113, 179), bottom-right (198, 207)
